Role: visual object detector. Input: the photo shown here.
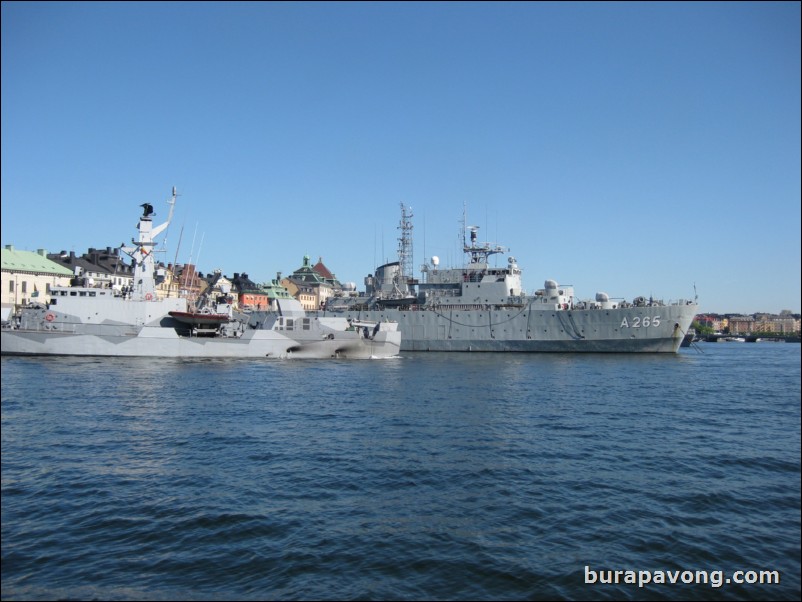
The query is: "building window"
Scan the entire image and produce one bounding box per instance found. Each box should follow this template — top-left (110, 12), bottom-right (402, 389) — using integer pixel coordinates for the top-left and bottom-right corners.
top-left (21, 281), bottom-right (27, 294)
top-left (8, 281), bottom-right (13, 293)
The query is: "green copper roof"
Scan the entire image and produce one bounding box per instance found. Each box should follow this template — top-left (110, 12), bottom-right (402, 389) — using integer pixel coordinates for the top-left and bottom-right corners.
top-left (1, 246), bottom-right (74, 276)
top-left (262, 280), bottom-right (294, 299)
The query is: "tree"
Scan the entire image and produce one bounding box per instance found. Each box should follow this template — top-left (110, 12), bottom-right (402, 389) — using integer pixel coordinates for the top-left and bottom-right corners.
top-left (691, 320), bottom-right (714, 335)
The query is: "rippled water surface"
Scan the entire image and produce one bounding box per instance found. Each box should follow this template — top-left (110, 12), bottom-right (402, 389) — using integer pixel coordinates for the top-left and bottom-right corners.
top-left (2, 344), bottom-right (800, 600)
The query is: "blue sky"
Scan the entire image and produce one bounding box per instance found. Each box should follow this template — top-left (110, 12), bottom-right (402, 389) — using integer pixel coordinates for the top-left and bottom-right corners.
top-left (2, 1), bottom-right (800, 314)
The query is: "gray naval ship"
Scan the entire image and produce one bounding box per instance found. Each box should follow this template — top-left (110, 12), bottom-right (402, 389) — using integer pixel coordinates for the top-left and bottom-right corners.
top-left (1, 189), bottom-right (400, 359)
top-left (325, 205), bottom-right (698, 353)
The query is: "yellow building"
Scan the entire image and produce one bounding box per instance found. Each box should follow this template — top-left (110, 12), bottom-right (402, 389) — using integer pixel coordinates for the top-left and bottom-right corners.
top-left (2, 245), bottom-right (74, 315)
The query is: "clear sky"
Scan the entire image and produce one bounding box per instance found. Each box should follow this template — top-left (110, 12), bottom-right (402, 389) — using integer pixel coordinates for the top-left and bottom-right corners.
top-left (2, 1), bottom-right (800, 315)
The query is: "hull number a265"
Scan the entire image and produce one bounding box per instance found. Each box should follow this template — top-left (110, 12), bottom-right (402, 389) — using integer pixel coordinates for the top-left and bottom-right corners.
top-left (621, 316), bottom-right (661, 328)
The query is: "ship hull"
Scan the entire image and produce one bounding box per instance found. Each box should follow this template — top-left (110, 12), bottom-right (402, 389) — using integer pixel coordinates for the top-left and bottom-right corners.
top-left (1, 327), bottom-right (400, 359)
top-left (337, 302), bottom-right (697, 353)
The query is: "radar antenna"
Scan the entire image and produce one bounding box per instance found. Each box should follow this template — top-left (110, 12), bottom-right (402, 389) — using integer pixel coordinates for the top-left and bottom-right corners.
top-left (461, 206), bottom-right (507, 266)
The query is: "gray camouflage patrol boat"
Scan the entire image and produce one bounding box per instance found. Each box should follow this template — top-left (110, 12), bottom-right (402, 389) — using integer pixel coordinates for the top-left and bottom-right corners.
top-left (1, 190), bottom-right (401, 359)
top-left (325, 204), bottom-right (698, 353)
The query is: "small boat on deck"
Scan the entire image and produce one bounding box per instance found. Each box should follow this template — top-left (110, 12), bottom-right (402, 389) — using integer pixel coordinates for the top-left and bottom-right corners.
top-left (168, 310), bottom-right (232, 326)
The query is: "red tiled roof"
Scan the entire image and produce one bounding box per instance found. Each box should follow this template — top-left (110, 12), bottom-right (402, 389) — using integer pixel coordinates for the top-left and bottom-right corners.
top-left (312, 258), bottom-right (334, 280)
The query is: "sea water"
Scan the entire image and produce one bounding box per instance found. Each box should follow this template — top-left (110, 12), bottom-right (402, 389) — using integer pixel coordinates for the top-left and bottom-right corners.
top-left (1, 344), bottom-right (800, 600)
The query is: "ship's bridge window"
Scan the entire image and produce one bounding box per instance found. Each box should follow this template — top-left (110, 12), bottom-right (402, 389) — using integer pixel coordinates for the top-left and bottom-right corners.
top-left (89, 292), bottom-right (96, 297)
top-left (70, 291), bottom-right (77, 296)
top-left (302, 318), bottom-right (310, 330)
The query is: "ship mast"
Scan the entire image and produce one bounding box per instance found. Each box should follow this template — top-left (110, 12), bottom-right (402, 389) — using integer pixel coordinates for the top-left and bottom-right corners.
top-left (397, 202), bottom-right (414, 290)
top-left (122, 187), bottom-right (178, 301)
top-left (462, 205), bottom-right (506, 267)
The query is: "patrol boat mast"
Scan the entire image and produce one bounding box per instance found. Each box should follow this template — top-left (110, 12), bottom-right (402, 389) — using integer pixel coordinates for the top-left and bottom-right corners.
top-left (121, 187), bottom-right (177, 301)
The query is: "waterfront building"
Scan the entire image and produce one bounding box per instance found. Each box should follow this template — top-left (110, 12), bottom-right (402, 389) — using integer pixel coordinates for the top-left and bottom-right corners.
top-left (47, 247), bottom-right (134, 292)
top-left (1, 245), bottom-right (74, 316)
top-left (696, 313), bottom-right (800, 335)
top-left (282, 255), bottom-right (341, 310)
top-left (752, 315), bottom-right (801, 334)
top-left (230, 273), bottom-right (270, 310)
top-left (174, 263), bottom-right (206, 303)
top-left (728, 315), bottom-right (755, 335)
